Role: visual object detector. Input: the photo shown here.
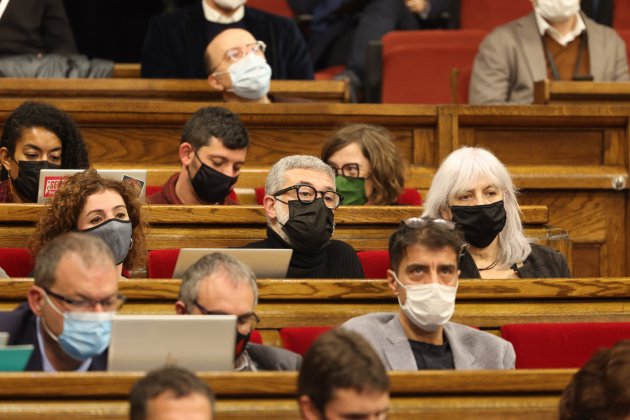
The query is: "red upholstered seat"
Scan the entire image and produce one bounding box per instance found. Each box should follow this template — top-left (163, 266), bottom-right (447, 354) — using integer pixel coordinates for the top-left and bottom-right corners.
top-left (247, 0), bottom-right (293, 18)
top-left (616, 30), bottom-right (630, 67)
top-left (147, 249), bottom-right (180, 278)
top-left (460, 0), bottom-right (532, 31)
top-left (250, 329), bottom-right (263, 344)
top-left (381, 30), bottom-right (487, 104)
top-left (501, 322), bottom-right (630, 369)
top-left (0, 248), bottom-right (34, 277)
top-left (145, 185), bottom-right (161, 196)
top-left (280, 326), bottom-right (333, 356)
top-left (614, 0), bottom-right (630, 29)
top-left (357, 250), bottom-right (389, 279)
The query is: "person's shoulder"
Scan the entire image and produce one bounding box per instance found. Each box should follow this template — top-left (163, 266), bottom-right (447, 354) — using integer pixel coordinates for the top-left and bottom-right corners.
top-left (327, 239), bottom-right (357, 254)
top-left (483, 12), bottom-right (535, 41)
top-left (0, 302), bottom-right (36, 342)
top-left (244, 6), bottom-right (295, 26)
top-left (447, 322), bottom-right (510, 346)
top-left (247, 343), bottom-right (302, 370)
top-left (527, 243), bottom-right (565, 263)
top-left (584, 14), bottom-right (623, 40)
top-left (149, 3), bottom-right (200, 25)
top-left (343, 312), bottom-right (395, 331)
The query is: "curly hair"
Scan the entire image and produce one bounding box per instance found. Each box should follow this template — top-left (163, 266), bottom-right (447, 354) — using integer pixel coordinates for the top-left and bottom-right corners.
top-left (0, 101), bottom-right (89, 180)
top-left (28, 169), bottom-right (146, 271)
top-left (321, 124), bottom-right (404, 205)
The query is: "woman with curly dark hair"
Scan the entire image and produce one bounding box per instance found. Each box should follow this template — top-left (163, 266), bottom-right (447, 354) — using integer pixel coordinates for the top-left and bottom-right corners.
top-left (0, 101), bottom-right (89, 203)
top-left (29, 169), bottom-right (146, 275)
top-left (321, 124), bottom-right (405, 205)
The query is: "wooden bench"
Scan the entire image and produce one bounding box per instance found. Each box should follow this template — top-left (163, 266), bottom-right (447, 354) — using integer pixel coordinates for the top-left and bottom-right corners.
top-left (0, 370), bottom-right (574, 419)
top-left (533, 80), bottom-right (630, 104)
top-left (3, 278), bottom-right (627, 340)
top-left (0, 204), bottom-right (551, 253)
top-left (0, 78), bottom-right (351, 103)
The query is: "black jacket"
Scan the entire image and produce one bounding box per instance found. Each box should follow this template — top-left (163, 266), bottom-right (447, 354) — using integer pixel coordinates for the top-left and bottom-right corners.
top-left (0, 302), bottom-right (108, 371)
top-left (459, 243), bottom-right (571, 279)
top-left (141, 3), bottom-right (313, 79)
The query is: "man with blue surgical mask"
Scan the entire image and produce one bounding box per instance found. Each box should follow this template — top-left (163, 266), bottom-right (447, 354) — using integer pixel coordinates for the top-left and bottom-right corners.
top-left (343, 218), bottom-right (514, 370)
top-left (205, 28), bottom-right (272, 103)
top-left (0, 233), bottom-right (122, 371)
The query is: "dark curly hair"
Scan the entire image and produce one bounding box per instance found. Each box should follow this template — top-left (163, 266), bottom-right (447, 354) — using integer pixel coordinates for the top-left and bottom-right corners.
top-left (28, 169), bottom-right (146, 271)
top-left (0, 101), bottom-right (89, 180)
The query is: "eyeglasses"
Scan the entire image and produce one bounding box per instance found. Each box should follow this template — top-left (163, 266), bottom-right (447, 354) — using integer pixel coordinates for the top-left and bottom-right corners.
top-left (329, 163), bottom-right (362, 178)
top-left (401, 217), bottom-right (457, 231)
top-left (193, 301), bottom-right (260, 327)
top-left (43, 287), bottom-right (126, 313)
top-left (212, 40), bottom-right (267, 73)
top-left (272, 184), bottom-right (344, 210)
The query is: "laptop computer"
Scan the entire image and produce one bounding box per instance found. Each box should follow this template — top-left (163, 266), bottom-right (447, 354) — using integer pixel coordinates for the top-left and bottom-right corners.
top-left (37, 169), bottom-right (147, 203)
top-left (107, 315), bottom-right (236, 372)
top-left (172, 248), bottom-right (293, 279)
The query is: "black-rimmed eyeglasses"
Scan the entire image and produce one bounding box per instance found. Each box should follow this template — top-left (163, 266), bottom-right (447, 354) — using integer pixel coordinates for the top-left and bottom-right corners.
top-left (43, 287), bottom-right (126, 312)
top-left (193, 301), bottom-right (260, 326)
top-left (272, 184), bottom-right (344, 209)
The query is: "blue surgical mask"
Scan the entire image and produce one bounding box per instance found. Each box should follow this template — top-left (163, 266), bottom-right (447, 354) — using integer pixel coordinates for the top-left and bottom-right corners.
top-left (227, 52), bottom-right (272, 100)
top-left (80, 219), bottom-right (133, 265)
top-left (42, 293), bottom-right (113, 361)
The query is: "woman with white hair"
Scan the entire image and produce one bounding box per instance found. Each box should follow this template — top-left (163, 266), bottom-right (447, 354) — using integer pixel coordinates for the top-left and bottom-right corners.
top-left (422, 146), bottom-right (570, 279)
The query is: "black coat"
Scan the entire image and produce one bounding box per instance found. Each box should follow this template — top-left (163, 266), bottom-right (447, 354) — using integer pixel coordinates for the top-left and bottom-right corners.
top-left (459, 243), bottom-right (571, 279)
top-left (141, 3), bottom-right (313, 79)
top-left (0, 302), bottom-right (108, 371)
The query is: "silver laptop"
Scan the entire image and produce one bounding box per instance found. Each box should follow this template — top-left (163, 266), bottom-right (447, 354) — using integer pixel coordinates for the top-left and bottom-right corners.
top-left (108, 315), bottom-right (236, 372)
top-left (172, 248), bottom-right (293, 279)
top-left (37, 169), bottom-right (147, 203)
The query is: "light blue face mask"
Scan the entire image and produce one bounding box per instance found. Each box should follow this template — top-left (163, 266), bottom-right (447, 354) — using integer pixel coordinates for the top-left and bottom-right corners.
top-left (42, 293), bottom-right (113, 361)
top-left (226, 52), bottom-right (272, 100)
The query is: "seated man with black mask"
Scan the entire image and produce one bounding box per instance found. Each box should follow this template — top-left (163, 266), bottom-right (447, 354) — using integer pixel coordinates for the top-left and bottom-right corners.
top-left (243, 155), bottom-right (364, 279)
top-left (147, 106), bottom-right (249, 205)
top-left (175, 252), bottom-right (301, 371)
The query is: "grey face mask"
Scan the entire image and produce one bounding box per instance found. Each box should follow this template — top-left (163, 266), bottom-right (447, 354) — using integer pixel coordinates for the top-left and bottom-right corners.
top-left (80, 219), bottom-right (133, 265)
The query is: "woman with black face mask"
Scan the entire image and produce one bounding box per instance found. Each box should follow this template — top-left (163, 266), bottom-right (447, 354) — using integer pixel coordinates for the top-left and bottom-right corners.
top-left (0, 101), bottom-right (89, 203)
top-left (422, 146), bottom-right (571, 279)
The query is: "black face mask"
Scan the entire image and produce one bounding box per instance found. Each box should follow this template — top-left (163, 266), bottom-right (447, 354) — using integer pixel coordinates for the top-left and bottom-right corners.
top-left (188, 153), bottom-right (238, 204)
top-left (235, 330), bottom-right (251, 360)
top-left (12, 160), bottom-right (61, 203)
top-left (280, 198), bottom-right (334, 253)
top-left (450, 200), bottom-right (507, 249)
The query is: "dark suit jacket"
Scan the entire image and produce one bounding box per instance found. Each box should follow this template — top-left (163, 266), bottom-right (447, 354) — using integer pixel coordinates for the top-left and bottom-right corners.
top-left (0, 0), bottom-right (77, 56)
top-left (0, 302), bottom-right (108, 371)
top-left (141, 3), bottom-right (313, 79)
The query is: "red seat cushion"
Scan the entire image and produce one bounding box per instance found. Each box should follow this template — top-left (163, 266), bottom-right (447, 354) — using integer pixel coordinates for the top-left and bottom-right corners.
top-left (357, 250), bottom-right (389, 279)
top-left (396, 188), bottom-right (422, 206)
top-left (250, 329), bottom-right (263, 344)
top-left (460, 0), bottom-right (532, 31)
top-left (255, 187), bottom-right (266, 205)
top-left (247, 0), bottom-right (294, 18)
top-left (614, 0), bottom-right (630, 29)
top-left (280, 326), bottom-right (333, 356)
top-left (0, 248), bottom-right (34, 277)
top-left (147, 249), bottom-right (180, 278)
top-left (501, 322), bottom-right (630, 369)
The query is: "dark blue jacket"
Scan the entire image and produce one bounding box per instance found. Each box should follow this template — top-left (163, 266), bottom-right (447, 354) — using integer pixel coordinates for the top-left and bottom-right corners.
top-left (141, 3), bottom-right (313, 80)
top-left (0, 302), bottom-right (107, 371)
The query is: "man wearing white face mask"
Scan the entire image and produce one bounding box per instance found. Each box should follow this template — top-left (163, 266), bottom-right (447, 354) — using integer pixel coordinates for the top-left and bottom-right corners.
top-left (469, 0), bottom-right (628, 104)
top-left (204, 28), bottom-right (272, 103)
top-left (343, 218), bottom-right (514, 370)
top-left (141, 0), bottom-right (313, 80)
top-left (0, 233), bottom-right (122, 371)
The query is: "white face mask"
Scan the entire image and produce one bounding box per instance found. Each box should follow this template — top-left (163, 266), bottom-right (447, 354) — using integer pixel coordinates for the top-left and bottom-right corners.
top-left (394, 274), bottom-right (457, 332)
top-left (214, 0), bottom-right (246, 11)
top-left (535, 0), bottom-right (580, 23)
top-left (226, 52), bottom-right (272, 100)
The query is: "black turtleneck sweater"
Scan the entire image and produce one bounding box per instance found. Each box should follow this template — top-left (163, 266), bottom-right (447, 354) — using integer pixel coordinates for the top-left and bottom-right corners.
top-left (243, 227), bottom-right (365, 279)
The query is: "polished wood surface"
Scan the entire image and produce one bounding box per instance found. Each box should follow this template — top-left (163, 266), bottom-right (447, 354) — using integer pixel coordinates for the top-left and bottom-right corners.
top-left (0, 78), bottom-right (350, 103)
top-left (0, 370), bottom-right (575, 419)
top-left (533, 80), bottom-right (630, 104)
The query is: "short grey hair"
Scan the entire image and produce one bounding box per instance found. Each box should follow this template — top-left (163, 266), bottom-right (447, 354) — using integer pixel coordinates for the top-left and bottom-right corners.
top-left (34, 232), bottom-right (115, 288)
top-left (422, 146), bottom-right (531, 266)
top-left (265, 155), bottom-right (336, 195)
top-left (178, 252), bottom-right (258, 312)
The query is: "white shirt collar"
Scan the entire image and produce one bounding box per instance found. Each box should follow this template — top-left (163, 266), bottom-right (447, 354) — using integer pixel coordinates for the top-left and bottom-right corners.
top-left (202, 0), bottom-right (245, 24)
top-left (36, 318), bottom-right (92, 372)
top-left (535, 10), bottom-right (586, 47)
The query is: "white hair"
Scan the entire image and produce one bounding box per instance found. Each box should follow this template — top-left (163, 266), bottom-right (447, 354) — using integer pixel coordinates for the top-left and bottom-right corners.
top-left (265, 155), bottom-right (335, 195)
top-left (422, 146), bottom-right (531, 266)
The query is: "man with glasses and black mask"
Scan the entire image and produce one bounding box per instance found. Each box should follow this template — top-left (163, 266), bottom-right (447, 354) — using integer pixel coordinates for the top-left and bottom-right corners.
top-left (243, 155), bottom-right (364, 279)
top-left (175, 252), bottom-right (301, 371)
top-left (343, 218), bottom-right (514, 370)
top-left (0, 233), bottom-right (124, 371)
top-left (147, 106), bottom-right (249, 205)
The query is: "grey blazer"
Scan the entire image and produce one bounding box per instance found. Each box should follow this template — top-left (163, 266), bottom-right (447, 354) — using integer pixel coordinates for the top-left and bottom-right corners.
top-left (469, 12), bottom-right (629, 104)
top-left (243, 343), bottom-right (302, 371)
top-left (342, 313), bottom-right (515, 370)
